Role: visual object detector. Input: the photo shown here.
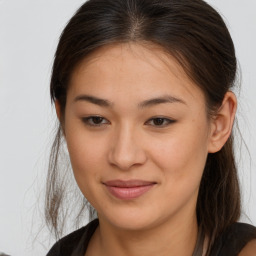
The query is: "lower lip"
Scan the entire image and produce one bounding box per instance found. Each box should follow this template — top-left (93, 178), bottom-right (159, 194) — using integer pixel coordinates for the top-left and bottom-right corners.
top-left (105, 184), bottom-right (155, 200)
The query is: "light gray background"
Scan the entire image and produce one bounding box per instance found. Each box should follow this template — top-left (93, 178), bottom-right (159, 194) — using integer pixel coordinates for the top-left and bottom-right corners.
top-left (0, 1), bottom-right (255, 255)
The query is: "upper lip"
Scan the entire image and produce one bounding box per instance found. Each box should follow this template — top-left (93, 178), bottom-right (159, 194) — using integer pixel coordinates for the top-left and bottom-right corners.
top-left (103, 180), bottom-right (156, 188)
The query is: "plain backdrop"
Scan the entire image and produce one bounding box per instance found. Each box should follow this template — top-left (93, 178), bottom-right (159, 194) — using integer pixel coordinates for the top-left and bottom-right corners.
top-left (0, 1), bottom-right (256, 255)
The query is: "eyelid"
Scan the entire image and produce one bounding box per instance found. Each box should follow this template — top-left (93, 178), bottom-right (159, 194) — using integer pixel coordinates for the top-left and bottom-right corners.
top-left (145, 116), bottom-right (176, 127)
top-left (81, 115), bottom-right (110, 127)
top-left (81, 115), bottom-right (176, 128)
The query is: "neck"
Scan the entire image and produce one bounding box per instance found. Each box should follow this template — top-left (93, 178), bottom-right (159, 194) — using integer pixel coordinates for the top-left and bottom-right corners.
top-left (87, 214), bottom-right (198, 256)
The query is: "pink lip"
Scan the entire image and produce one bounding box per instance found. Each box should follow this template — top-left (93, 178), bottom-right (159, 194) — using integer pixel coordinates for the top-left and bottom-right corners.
top-left (103, 180), bottom-right (156, 200)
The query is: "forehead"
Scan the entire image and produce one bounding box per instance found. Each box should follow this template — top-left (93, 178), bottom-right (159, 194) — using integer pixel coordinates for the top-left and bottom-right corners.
top-left (69, 42), bottom-right (205, 106)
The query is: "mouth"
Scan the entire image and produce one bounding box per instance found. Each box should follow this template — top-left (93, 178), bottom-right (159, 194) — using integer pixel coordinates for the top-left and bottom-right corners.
top-left (103, 180), bottom-right (157, 200)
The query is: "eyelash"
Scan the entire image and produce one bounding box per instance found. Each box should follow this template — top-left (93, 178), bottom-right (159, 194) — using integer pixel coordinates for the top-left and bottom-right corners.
top-left (81, 116), bottom-right (176, 128)
top-left (145, 117), bottom-right (176, 127)
top-left (82, 116), bottom-right (110, 127)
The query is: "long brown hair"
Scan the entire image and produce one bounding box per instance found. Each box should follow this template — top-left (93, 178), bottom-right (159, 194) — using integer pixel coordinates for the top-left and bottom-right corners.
top-left (45, 0), bottom-right (240, 252)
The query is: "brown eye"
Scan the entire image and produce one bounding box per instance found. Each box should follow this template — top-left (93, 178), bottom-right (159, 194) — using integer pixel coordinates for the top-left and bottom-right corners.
top-left (153, 118), bottom-right (165, 126)
top-left (92, 116), bottom-right (104, 124)
top-left (146, 117), bottom-right (176, 127)
top-left (82, 116), bottom-right (109, 127)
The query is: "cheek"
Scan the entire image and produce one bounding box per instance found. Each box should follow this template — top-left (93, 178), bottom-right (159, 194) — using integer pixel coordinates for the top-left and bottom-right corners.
top-left (149, 123), bottom-right (209, 183)
top-left (65, 126), bottom-right (108, 191)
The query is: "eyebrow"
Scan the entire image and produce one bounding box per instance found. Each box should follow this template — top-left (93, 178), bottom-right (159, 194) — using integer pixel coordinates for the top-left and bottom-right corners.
top-left (74, 95), bottom-right (113, 107)
top-left (74, 94), bottom-right (186, 108)
top-left (138, 95), bottom-right (186, 108)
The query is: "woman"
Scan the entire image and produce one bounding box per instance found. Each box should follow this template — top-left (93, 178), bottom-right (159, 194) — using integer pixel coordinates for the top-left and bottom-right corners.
top-left (45, 0), bottom-right (256, 255)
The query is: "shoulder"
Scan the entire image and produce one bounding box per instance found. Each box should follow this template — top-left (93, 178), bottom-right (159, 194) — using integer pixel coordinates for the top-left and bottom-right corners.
top-left (46, 226), bottom-right (87, 256)
top-left (46, 219), bottom-right (99, 256)
top-left (227, 222), bottom-right (256, 239)
top-left (239, 239), bottom-right (256, 256)
top-left (230, 223), bottom-right (256, 256)
top-left (210, 222), bottom-right (256, 255)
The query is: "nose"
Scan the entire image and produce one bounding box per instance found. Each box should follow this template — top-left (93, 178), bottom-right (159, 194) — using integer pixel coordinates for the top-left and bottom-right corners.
top-left (108, 125), bottom-right (147, 170)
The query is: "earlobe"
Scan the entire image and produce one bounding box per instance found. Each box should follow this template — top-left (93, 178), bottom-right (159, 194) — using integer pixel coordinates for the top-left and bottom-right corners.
top-left (208, 91), bottom-right (237, 153)
top-left (55, 100), bottom-right (62, 121)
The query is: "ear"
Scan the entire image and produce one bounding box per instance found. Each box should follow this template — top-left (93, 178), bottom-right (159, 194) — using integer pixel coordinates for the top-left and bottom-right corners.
top-left (55, 100), bottom-right (62, 121)
top-left (208, 91), bottom-right (237, 153)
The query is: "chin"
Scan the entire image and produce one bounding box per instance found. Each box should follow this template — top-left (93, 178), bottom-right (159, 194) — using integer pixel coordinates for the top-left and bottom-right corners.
top-left (97, 205), bottom-right (166, 232)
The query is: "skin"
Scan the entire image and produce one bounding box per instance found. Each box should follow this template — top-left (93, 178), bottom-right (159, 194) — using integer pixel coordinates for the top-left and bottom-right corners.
top-left (56, 42), bottom-right (237, 256)
top-left (239, 239), bottom-right (256, 255)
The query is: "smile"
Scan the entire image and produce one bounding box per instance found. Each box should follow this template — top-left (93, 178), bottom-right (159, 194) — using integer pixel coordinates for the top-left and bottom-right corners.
top-left (103, 180), bottom-right (156, 200)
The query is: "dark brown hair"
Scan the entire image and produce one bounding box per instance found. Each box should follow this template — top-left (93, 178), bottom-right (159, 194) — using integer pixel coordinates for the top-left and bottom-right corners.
top-left (46, 0), bottom-right (240, 253)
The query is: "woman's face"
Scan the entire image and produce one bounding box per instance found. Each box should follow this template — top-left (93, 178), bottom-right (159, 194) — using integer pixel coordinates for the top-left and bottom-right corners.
top-left (63, 43), bottom-right (213, 230)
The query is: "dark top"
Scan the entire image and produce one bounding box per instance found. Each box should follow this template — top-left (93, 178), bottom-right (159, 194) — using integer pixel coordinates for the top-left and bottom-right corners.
top-left (46, 219), bottom-right (256, 256)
